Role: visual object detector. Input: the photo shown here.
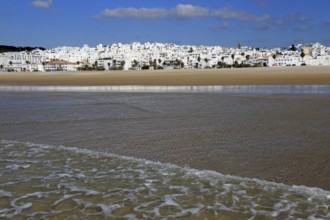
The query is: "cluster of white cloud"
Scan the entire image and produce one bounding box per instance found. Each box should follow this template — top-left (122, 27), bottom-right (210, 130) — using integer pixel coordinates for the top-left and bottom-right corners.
top-left (210, 7), bottom-right (256, 21)
top-left (174, 4), bottom-right (209, 18)
top-left (100, 7), bottom-right (169, 19)
top-left (32, 0), bottom-right (52, 8)
top-left (254, 12), bottom-right (311, 31)
top-left (99, 4), bottom-right (260, 20)
top-left (98, 4), bottom-right (314, 31)
top-left (99, 4), bottom-right (209, 19)
top-left (30, 1), bottom-right (318, 32)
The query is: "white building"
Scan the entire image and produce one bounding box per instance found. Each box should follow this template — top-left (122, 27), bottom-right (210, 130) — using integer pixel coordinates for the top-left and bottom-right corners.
top-left (1, 42), bottom-right (330, 72)
top-left (44, 60), bottom-right (79, 71)
top-left (269, 55), bottom-right (300, 66)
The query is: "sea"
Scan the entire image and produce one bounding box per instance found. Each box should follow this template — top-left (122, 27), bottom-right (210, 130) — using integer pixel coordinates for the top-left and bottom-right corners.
top-left (0, 85), bottom-right (330, 219)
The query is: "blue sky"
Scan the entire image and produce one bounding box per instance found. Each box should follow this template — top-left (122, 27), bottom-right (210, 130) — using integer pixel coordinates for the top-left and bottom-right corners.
top-left (1, 0), bottom-right (330, 48)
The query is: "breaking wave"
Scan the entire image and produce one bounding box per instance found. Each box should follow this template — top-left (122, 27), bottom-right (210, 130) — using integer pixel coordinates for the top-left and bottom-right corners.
top-left (0, 140), bottom-right (329, 219)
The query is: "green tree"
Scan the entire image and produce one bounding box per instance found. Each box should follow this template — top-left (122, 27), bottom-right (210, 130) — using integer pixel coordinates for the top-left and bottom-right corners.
top-left (9, 61), bottom-right (13, 65)
top-left (231, 54), bottom-right (235, 62)
top-left (245, 55), bottom-right (250, 60)
top-left (132, 60), bottom-right (139, 68)
top-left (141, 65), bottom-right (150, 70)
top-left (197, 56), bottom-right (201, 62)
top-left (93, 61), bottom-right (98, 69)
top-left (120, 60), bottom-right (125, 68)
top-left (0, 64), bottom-right (3, 69)
top-left (194, 63), bottom-right (199, 69)
top-left (153, 59), bottom-right (157, 69)
top-left (301, 51), bottom-right (305, 64)
top-left (272, 54), bottom-right (276, 60)
top-left (289, 44), bottom-right (297, 51)
top-left (188, 47), bottom-right (194, 53)
top-left (180, 61), bottom-right (184, 69)
top-left (217, 61), bottom-right (228, 68)
top-left (175, 59), bottom-right (180, 67)
top-left (204, 58), bottom-right (209, 68)
top-left (97, 66), bottom-right (105, 71)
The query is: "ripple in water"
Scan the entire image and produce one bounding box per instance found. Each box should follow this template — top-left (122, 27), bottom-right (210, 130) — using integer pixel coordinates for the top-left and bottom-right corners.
top-left (1, 85), bottom-right (330, 94)
top-left (0, 140), bottom-right (329, 219)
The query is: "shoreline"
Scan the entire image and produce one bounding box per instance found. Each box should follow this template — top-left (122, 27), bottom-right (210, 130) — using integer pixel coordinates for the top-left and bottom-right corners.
top-left (1, 66), bottom-right (330, 86)
top-left (1, 92), bottom-right (329, 190)
top-left (1, 85), bottom-right (330, 95)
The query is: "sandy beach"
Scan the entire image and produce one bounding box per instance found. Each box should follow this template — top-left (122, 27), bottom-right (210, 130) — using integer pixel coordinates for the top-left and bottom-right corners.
top-left (1, 63), bottom-right (330, 218)
top-left (1, 66), bottom-right (330, 85)
top-left (1, 65), bottom-right (330, 190)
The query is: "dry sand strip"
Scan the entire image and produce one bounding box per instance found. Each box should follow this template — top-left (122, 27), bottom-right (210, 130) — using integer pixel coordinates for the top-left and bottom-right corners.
top-left (1, 66), bottom-right (330, 86)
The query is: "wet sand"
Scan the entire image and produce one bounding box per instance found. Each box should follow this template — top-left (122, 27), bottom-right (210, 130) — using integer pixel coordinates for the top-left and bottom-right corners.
top-left (1, 66), bottom-right (330, 85)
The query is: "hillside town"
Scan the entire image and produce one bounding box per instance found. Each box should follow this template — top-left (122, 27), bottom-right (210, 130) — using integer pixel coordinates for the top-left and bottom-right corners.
top-left (0, 42), bottom-right (330, 72)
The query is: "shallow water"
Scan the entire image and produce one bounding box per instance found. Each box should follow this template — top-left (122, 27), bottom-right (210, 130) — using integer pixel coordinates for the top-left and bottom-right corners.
top-left (0, 87), bottom-right (330, 219)
top-left (1, 90), bottom-right (330, 189)
top-left (1, 85), bottom-right (330, 94)
top-left (1, 140), bottom-right (329, 219)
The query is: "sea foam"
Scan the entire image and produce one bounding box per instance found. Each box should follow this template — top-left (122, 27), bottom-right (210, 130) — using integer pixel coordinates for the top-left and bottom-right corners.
top-left (1, 139), bottom-right (329, 219)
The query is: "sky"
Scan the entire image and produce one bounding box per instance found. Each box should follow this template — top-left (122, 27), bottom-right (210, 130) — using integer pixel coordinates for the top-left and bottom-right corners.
top-left (1, 0), bottom-right (330, 48)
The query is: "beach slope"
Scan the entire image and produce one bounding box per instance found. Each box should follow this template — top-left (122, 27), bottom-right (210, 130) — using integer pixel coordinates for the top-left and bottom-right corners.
top-left (1, 66), bottom-right (330, 85)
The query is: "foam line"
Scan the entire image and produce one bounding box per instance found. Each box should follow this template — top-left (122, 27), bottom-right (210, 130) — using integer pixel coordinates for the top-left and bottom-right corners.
top-left (1, 139), bottom-right (330, 197)
top-left (0, 85), bottom-right (330, 94)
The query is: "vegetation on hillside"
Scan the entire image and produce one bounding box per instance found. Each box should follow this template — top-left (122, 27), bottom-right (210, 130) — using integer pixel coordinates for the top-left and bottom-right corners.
top-left (0, 45), bottom-right (46, 53)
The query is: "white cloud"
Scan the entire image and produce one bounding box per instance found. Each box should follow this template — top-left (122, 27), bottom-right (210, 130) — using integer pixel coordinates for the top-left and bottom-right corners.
top-left (254, 15), bottom-right (276, 30)
top-left (210, 6), bottom-right (277, 31)
top-left (292, 25), bottom-right (311, 31)
top-left (32, 0), bottom-right (52, 9)
top-left (97, 4), bottom-right (313, 33)
top-left (99, 5), bottom-right (265, 21)
top-left (253, 13), bottom-right (310, 30)
top-left (100, 7), bottom-right (169, 19)
top-left (99, 4), bottom-right (208, 19)
top-left (174, 4), bottom-right (209, 18)
top-left (211, 7), bottom-right (255, 21)
top-left (209, 21), bottom-right (229, 30)
top-left (278, 12), bottom-right (310, 25)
